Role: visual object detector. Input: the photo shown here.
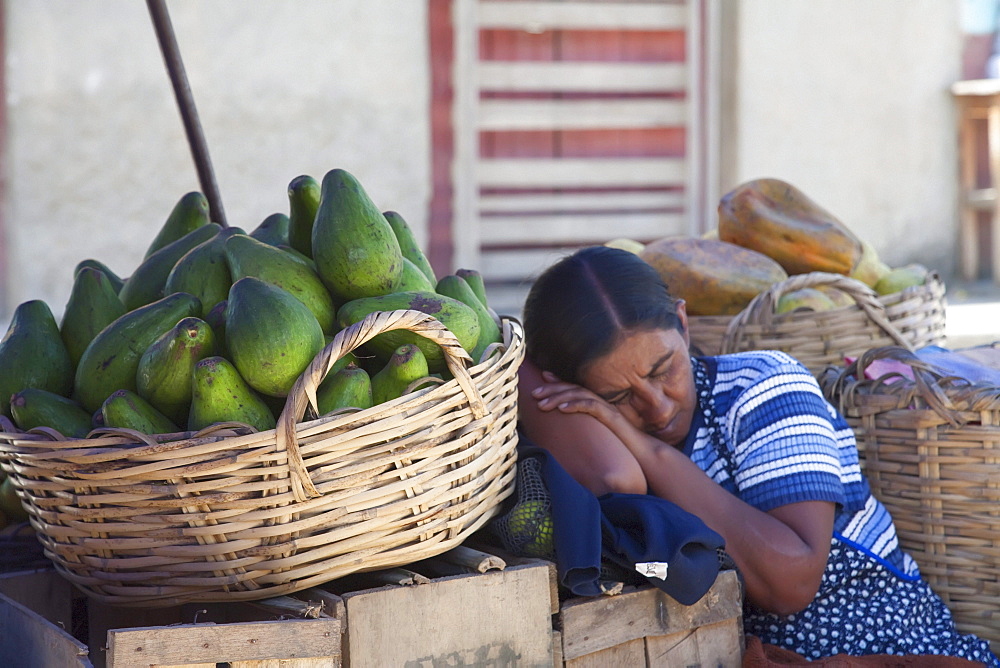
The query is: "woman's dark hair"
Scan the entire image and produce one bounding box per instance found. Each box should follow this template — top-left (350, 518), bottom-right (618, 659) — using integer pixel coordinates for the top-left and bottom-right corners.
top-left (522, 245), bottom-right (684, 384)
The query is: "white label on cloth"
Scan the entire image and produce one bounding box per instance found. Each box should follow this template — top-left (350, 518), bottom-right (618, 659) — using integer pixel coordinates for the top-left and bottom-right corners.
top-left (635, 561), bottom-right (668, 580)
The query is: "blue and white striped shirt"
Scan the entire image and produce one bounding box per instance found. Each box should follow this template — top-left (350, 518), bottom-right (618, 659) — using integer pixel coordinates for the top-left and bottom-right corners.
top-left (685, 350), bottom-right (918, 578)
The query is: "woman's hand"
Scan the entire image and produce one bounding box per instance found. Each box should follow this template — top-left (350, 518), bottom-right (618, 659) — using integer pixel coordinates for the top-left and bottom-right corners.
top-left (531, 371), bottom-right (641, 441)
top-left (531, 370), bottom-right (676, 467)
top-left (531, 371), bottom-right (624, 425)
top-left (517, 360), bottom-right (649, 496)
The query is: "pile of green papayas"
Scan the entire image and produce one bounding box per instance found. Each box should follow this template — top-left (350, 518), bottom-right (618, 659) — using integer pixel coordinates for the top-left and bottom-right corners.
top-left (0, 168), bottom-right (503, 438)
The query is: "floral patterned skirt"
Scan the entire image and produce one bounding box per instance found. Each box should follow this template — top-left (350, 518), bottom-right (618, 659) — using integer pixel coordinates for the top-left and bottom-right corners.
top-left (743, 538), bottom-right (999, 666)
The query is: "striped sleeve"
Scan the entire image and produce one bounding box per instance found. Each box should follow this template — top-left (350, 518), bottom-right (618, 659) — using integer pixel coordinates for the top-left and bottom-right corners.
top-left (721, 355), bottom-right (847, 512)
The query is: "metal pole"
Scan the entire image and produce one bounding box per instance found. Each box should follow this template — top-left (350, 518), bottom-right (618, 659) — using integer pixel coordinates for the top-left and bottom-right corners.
top-left (146, 0), bottom-right (228, 227)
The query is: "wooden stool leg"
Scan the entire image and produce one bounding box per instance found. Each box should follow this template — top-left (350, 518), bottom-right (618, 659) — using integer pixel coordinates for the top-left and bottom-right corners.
top-left (959, 104), bottom-right (980, 281)
top-left (990, 101), bottom-right (1000, 283)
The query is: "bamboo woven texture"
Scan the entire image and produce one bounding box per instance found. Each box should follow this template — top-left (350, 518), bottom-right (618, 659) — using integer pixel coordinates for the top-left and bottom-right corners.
top-left (687, 271), bottom-right (946, 375)
top-left (0, 309), bottom-right (523, 607)
top-left (818, 346), bottom-right (1000, 646)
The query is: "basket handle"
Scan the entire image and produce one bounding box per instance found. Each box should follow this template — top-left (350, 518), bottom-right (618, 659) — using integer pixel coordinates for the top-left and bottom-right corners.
top-left (276, 309), bottom-right (488, 502)
top-left (720, 272), bottom-right (912, 354)
top-left (819, 345), bottom-right (963, 428)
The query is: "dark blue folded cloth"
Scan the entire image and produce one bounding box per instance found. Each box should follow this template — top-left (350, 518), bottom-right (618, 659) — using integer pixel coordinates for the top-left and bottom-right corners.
top-left (521, 442), bottom-right (726, 605)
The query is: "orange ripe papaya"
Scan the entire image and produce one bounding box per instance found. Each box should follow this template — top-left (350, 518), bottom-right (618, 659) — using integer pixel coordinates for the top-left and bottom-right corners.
top-left (639, 236), bottom-right (788, 316)
top-left (717, 178), bottom-right (861, 276)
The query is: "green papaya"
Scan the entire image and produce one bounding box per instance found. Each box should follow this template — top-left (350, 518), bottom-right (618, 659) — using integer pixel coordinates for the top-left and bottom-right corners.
top-left (260, 392), bottom-right (288, 420)
top-left (225, 277), bottom-right (324, 398)
top-left (278, 245), bottom-right (318, 272)
top-left (101, 389), bottom-right (180, 435)
top-left (316, 363), bottom-right (373, 415)
top-left (311, 169), bottom-right (403, 301)
top-left (287, 174), bottom-right (321, 258)
top-left (384, 210), bottom-right (435, 285)
top-left (225, 233), bottom-right (337, 334)
top-left (188, 356), bottom-right (276, 432)
top-left (0, 300), bottom-right (74, 418)
top-left (136, 317), bottom-right (217, 425)
top-left (397, 257), bottom-right (436, 292)
top-left (455, 268), bottom-right (488, 307)
top-left (74, 292), bottom-right (202, 413)
top-left (336, 290), bottom-right (480, 373)
top-left (316, 350), bottom-right (359, 379)
top-left (250, 213), bottom-right (290, 247)
top-left (10, 388), bottom-right (92, 438)
top-left (119, 223), bottom-right (222, 311)
top-left (144, 191), bottom-right (211, 259)
top-left (371, 344), bottom-right (430, 405)
top-left (60, 267), bottom-right (128, 367)
top-left (204, 300), bottom-right (228, 355)
top-left (164, 226), bottom-right (243, 319)
top-left (75, 259), bottom-right (126, 294)
top-left (436, 275), bottom-right (502, 364)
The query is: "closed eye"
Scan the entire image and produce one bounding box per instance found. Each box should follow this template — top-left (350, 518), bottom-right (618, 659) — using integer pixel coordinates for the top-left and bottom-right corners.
top-left (608, 392), bottom-right (630, 406)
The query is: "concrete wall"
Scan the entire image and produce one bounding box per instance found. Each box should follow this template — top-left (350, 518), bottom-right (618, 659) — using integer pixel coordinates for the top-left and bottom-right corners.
top-left (2, 0), bottom-right (430, 326)
top-left (0, 0), bottom-right (972, 333)
top-left (721, 0), bottom-right (963, 273)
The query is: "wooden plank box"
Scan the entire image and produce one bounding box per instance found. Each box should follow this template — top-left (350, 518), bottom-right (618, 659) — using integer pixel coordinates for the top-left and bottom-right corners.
top-left (0, 558), bottom-right (742, 667)
top-left (0, 568), bottom-right (341, 668)
top-left (556, 569), bottom-right (744, 668)
top-left (332, 556), bottom-right (556, 667)
top-left (0, 550), bottom-right (556, 668)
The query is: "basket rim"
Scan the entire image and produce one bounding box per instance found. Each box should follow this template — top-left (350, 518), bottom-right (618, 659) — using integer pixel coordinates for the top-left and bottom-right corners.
top-left (817, 344), bottom-right (1000, 427)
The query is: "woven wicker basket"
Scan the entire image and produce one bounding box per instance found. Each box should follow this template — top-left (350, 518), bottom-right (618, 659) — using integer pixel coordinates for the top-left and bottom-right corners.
top-left (687, 271), bottom-right (946, 375)
top-left (0, 309), bottom-right (523, 607)
top-left (819, 346), bottom-right (1000, 646)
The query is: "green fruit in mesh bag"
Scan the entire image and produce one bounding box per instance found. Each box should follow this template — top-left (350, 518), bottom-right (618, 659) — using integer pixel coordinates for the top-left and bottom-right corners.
top-left (505, 500), bottom-right (555, 558)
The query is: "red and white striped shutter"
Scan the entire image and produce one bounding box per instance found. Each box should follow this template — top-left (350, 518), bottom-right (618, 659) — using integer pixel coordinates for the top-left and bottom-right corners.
top-left (445, 0), bottom-right (715, 316)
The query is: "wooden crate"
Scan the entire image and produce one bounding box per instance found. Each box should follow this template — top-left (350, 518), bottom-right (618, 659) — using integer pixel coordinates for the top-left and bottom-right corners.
top-left (557, 569), bottom-right (744, 668)
top-left (0, 556), bottom-right (743, 667)
top-left (0, 546), bottom-right (556, 668)
top-left (0, 570), bottom-right (90, 667)
top-left (334, 553), bottom-right (557, 667)
top-left (0, 568), bottom-right (342, 668)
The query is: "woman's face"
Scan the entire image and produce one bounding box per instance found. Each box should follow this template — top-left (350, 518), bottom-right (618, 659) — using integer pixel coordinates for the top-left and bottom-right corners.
top-left (578, 319), bottom-right (696, 448)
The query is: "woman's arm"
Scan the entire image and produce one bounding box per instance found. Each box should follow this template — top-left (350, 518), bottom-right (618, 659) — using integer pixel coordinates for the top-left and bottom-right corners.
top-left (518, 358), bottom-right (647, 496)
top-left (531, 375), bottom-right (833, 615)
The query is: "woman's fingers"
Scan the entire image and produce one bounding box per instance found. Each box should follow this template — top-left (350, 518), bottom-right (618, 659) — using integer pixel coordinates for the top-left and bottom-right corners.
top-left (536, 386), bottom-right (608, 416)
top-left (530, 380), bottom-right (581, 399)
